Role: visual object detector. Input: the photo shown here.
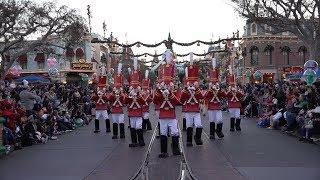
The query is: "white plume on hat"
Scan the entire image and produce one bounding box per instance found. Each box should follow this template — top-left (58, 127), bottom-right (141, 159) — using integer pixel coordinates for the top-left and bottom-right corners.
top-left (128, 67), bottom-right (131, 74)
top-left (165, 49), bottom-right (173, 63)
top-left (185, 67), bottom-right (188, 78)
top-left (228, 65), bottom-right (233, 74)
top-left (145, 70), bottom-right (149, 78)
top-left (133, 58), bottom-right (138, 70)
top-left (117, 63), bottom-right (122, 74)
top-left (189, 52), bottom-right (194, 65)
top-left (211, 58), bottom-right (216, 68)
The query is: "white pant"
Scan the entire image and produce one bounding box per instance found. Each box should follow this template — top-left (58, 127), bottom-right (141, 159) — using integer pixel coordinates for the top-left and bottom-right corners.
top-left (130, 117), bottom-right (143, 129)
top-left (143, 112), bottom-right (149, 119)
top-left (229, 108), bottom-right (240, 119)
top-left (185, 112), bottom-right (202, 128)
top-left (111, 113), bottom-right (124, 123)
top-left (96, 110), bottom-right (109, 120)
top-left (208, 110), bottom-right (223, 123)
top-left (159, 119), bottom-right (179, 136)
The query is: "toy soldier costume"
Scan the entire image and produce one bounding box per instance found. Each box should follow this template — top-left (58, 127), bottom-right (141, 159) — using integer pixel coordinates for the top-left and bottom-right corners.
top-left (180, 53), bottom-right (204, 146)
top-left (127, 58), bottom-right (145, 147)
top-left (141, 70), bottom-right (152, 131)
top-left (108, 63), bottom-right (126, 139)
top-left (204, 58), bottom-right (225, 139)
top-left (226, 74), bottom-right (244, 132)
top-left (92, 76), bottom-right (110, 133)
top-left (153, 49), bottom-right (181, 158)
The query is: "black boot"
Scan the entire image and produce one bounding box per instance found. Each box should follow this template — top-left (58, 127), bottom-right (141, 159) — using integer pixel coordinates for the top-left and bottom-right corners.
top-left (183, 117), bottom-right (187, 131)
top-left (94, 119), bottom-right (100, 133)
top-left (112, 123), bottom-right (118, 139)
top-left (146, 119), bottom-right (152, 130)
top-left (194, 128), bottom-right (203, 145)
top-left (159, 135), bottom-right (169, 158)
top-left (186, 127), bottom-right (193, 147)
top-left (171, 136), bottom-right (181, 155)
top-left (119, 123), bottom-right (125, 139)
top-left (128, 119), bottom-right (131, 129)
top-left (105, 119), bottom-right (111, 133)
top-left (210, 122), bottom-right (215, 139)
top-left (156, 122), bottom-right (160, 139)
top-left (142, 118), bottom-right (147, 131)
top-left (216, 123), bottom-right (225, 138)
top-left (129, 128), bottom-right (138, 147)
top-left (236, 118), bottom-right (241, 131)
top-left (137, 129), bottom-right (145, 146)
top-left (230, 118), bottom-right (235, 132)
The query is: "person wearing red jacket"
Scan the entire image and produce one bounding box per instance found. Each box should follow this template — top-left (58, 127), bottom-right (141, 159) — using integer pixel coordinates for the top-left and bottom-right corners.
top-left (141, 70), bottom-right (152, 131)
top-left (226, 74), bottom-right (244, 131)
top-left (126, 58), bottom-right (146, 147)
top-left (205, 58), bottom-right (226, 139)
top-left (108, 63), bottom-right (126, 139)
top-left (154, 49), bottom-right (181, 158)
top-left (181, 78), bottom-right (187, 131)
top-left (180, 57), bottom-right (204, 146)
top-left (91, 77), bottom-right (110, 133)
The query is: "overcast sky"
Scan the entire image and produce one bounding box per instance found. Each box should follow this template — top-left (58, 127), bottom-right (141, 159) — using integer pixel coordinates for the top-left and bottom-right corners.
top-left (54, 0), bottom-right (245, 61)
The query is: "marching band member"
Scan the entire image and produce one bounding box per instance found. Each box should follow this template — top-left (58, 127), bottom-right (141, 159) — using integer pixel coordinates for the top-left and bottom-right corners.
top-left (180, 54), bottom-right (204, 146)
top-left (92, 76), bottom-right (110, 133)
top-left (205, 58), bottom-right (225, 139)
top-left (153, 49), bottom-right (181, 158)
top-left (226, 73), bottom-right (244, 132)
top-left (181, 77), bottom-right (187, 131)
top-left (154, 80), bottom-right (161, 138)
top-left (108, 63), bottom-right (126, 139)
top-left (141, 70), bottom-right (152, 131)
top-left (127, 58), bottom-right (145, 147)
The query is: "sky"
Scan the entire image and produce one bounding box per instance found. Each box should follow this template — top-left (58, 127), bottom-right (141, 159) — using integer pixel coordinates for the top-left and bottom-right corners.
top-left (53, 0), bottom-right (245, 61)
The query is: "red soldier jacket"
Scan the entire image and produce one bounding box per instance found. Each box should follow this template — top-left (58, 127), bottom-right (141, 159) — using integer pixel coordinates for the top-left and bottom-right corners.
top-left (153, 89), bottom-right (180, 119)
top-left (142, 91), bottom-right (152, 113)
top-left (153, 89), bottom-right (161, 111)
top-left (92, 93), bottom-right (109, 110)
top-left (180, 88), bottom-right (203, 112)
top-left (205, 89), bottom-right (226, 110)
top-left (226, 90), bottom-right (243, 108)
top-left (126, 94), bottom-right (145, 117)
top-left (108, 92), bottom-right (126, 114)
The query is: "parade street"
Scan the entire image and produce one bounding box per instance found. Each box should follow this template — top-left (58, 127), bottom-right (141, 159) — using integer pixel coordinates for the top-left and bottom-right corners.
top-left (0, 107), bottom-right (319, 180)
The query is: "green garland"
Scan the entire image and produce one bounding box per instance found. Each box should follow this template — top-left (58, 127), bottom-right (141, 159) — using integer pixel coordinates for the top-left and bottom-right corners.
top-left (91, 37), bottom-right (241, 48)
top-left (109, 49), bottom-right (228, 58)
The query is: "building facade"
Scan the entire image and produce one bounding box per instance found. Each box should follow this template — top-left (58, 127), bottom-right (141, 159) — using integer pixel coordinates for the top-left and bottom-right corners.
top-left (241, 21), bottom-right (309, 82)
top-left (12, 35), bottom-right (98, 83)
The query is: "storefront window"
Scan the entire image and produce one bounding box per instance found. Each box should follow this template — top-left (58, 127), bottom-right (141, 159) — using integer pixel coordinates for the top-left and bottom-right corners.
top-left (37, 61), bottom-right (45, 69)
top-left (250, 46), bottom-right (259, 66)
top-left (20, 62), bottom-right (27, 69)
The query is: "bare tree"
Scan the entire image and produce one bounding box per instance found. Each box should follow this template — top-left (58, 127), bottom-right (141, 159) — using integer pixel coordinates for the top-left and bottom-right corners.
top-left (231, 0), bottom-right (320, 62)
top-left (0, 0), bottom-right (88, 81)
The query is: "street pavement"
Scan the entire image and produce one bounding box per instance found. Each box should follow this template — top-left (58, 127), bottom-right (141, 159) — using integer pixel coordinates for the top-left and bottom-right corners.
top-left (1, 107), bottom-right (320, 180)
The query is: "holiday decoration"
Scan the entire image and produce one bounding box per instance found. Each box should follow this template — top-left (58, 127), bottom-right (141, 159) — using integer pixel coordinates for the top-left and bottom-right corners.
top-left (48, 68), bottom-right (59, 77)
top-left (47, 57), bottom-right (57, 68)
top-left (81, 74), bottom-right (89, 82)
top-left (253, 70), bottom-right (262, 80)
top-left (302, 69), bottom-right (317, 85)
top-left (304, 60), bottom-right (318, 72)
top-left (245, 70), bottom-right (251, 81)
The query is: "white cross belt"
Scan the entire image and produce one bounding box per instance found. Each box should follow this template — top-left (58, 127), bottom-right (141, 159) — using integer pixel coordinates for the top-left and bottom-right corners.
top-left (160, 98), bottom-right (174, 109)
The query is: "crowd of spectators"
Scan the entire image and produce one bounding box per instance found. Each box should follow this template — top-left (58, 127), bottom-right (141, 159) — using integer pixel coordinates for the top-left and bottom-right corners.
top-left (242, 81), bottom-right (320, 142)
top-left (0, 81), bottom-right (95, 154)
